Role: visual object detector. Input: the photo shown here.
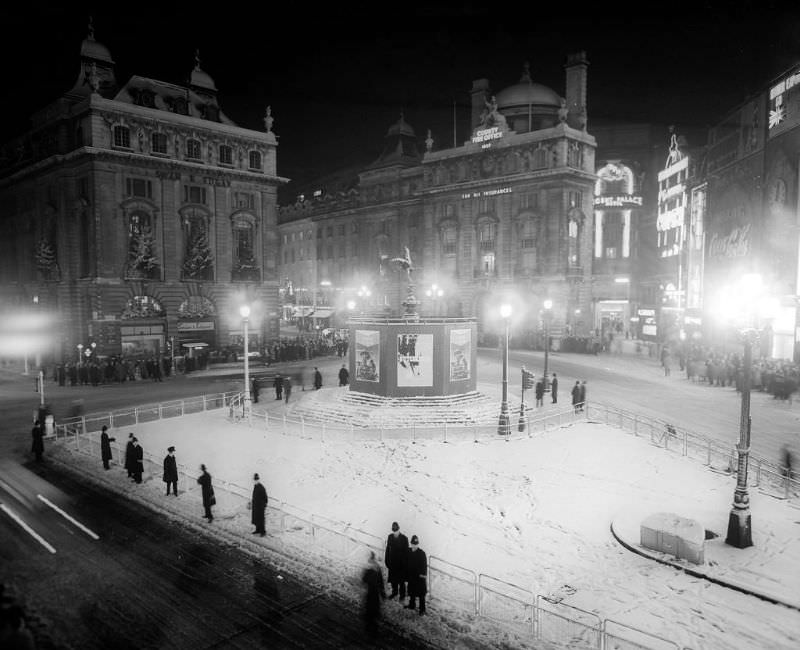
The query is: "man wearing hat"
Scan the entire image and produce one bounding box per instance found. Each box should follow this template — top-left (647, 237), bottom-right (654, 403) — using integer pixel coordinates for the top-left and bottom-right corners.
top-left (163, 446), bottom-right (178, 496)
top-left (251, 473), bottom-right (268, 536)
top-left (132, 438), bottom-right (144, 484)
top-left (384, 522), bottom-right (409, 600)
top-left (405, 535), bottom-right (427, 615)
top-left (125, 432), bottom-right (135, 479)
top-left (100, 425), bottom-right (116, 470)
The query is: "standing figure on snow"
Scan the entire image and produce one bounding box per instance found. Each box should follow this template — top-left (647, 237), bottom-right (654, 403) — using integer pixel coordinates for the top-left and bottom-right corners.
top-left (338, 364), bottom-right (350, 386)
top-left (125, 432), bottom-right (136, 479)
top-left (384, 521), bottom-right (409, 600)
top-left (579, 380), bottom-right (587, 411)
top-left (197, 464), bottom-right (215, 522)
top-left (251, 473), bottom-right (268, 536)
top-left (163, 446), bottom-right (178, 496)
top-left (313, 367), bottom-right (323, 390)
top-left (551, 373), bottom-right (558, 404)
top-left (535, 379), bottom-right (545, 407)
top-left (405, 535), bottom-right (428, 616)
top-left (361, 550), bottom-right (386, 637)
top-left (571, 380), bottom-right (581, 413)
top-left (273, 374), bottom-right (283, 400)
top-left (100, 425), bottom-right (115, 470)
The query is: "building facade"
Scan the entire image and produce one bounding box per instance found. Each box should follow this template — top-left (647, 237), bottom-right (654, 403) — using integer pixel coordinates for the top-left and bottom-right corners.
top-left (278, 53), bottom-right (597, 343)
top-left (0, 28), bottom-right (285, 364)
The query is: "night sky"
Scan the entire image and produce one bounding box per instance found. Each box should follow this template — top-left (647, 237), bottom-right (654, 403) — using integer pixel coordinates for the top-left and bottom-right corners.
top-left (2, 1), bottom-right (799, 200)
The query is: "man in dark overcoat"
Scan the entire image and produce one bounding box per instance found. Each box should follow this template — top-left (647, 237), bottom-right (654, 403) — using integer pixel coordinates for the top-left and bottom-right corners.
top-left (273, 374), bottom-right (283, 400)
top-left (125, 432), bottom-right (135, 479)
top-left (100, 425), bottom-right (116, 470)
top-left (313, 367), bottom-right (323, 390)
top-left (197, 464), bottom-right (214, 521)
top-left (579, 380), bottom-right (587, 411)
top-left (338, 364), bottom-right (349, 386)
top-left (251, 473), bottom-right (268, 536)
top-left (251, 377), bottom-right (260, 403)
top-left (405, 535), bottom-right (428, 615)
top-left (132, 438), bottom-right (144, 484)
top-left (31, 420), bottom-right (44, 462)
top-left (571, 380), bottom-right (581, 413)
top-left (551, 373), bottom-right (558, 404)
top-left (163, 446), bottom-right (178, 495)
top-left (384, 521), bottom-right (409, 600)
top-left (535, 379), bottom-right (545, 407)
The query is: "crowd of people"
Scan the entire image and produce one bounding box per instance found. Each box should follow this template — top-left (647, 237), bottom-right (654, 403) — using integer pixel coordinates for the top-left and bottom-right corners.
top-left (666, 343), bottom-right (800, 401)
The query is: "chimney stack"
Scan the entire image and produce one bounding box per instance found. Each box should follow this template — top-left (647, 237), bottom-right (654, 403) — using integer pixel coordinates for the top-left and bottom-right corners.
top-left (564, 51), bottom-right (589, 131)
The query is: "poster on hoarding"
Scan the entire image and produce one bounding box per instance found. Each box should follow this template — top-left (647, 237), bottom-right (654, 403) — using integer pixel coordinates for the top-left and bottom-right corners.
top-left (449, 329), bottom-right (471, 381)
top-left (397, 333), bottom-right (433, 387)
top-left (355, 330), bottom-right (380, 382)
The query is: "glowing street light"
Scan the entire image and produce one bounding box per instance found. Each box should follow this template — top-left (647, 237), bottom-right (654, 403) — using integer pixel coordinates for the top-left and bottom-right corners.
top-left (77, 343), bottom-right (84, 363)
top-left (425, 284), bottom-right (445, 316)
top-left (542, 299), bottom-right (553, 390)
top-left (719, 272), bottom-right (771, 549)
top-left (497, 303), bottom-right (512, 436)
top-left (239, 304), bottom-right (252, 416)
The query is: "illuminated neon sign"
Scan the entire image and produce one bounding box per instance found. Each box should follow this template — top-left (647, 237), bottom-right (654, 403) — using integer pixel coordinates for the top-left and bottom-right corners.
top-left (769, 67), bottom-right (800, 129)
top-left (593, 195), bottom-right (643, 208)
top-left (471, 127), bottom-right (503, 144)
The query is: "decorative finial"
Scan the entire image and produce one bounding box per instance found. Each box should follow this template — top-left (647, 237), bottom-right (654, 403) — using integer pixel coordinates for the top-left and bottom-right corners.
top-left (425, 129), bottom-right (434, 152)
top-left (558, 97), bottom-right (568, 123)
top-left (522, 61), bottom-right (531, 82)
top-left (264, 106), bottom-right (274, 133)
top-left (87, 15), bottom-right (95, 41)
top-left (194, 49), bottom-right (201, 71)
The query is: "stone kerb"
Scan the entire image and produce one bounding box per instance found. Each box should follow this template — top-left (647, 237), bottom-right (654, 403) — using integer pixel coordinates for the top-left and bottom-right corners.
top-left (640, 512), bottom-right (705, 565)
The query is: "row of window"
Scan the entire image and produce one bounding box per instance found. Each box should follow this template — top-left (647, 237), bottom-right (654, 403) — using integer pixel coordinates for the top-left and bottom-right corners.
top-left (124, 177), bottom-right (255, 210)
top-left (112, 126), bottom-right (263, 170)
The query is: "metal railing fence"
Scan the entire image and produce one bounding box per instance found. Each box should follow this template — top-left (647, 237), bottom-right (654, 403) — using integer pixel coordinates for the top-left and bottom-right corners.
top-left (51, 393), bottom-right (796, 650)
top-left (586, 402), bottom-right (800, 501)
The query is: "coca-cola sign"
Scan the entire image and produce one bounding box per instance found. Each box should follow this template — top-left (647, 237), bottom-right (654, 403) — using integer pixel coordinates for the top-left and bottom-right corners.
top-left (708, 223), bottom-right (751, 259)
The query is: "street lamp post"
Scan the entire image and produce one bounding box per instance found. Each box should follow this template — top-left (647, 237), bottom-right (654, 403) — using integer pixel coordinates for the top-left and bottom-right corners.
top-left (425, 284), bottom-right (444, 316)
top-left (542, 299), bottom-right (553, 391)
top-left (497, 303), bottom-right (512, 436)
top-left (726, 327), bottom-right (756, 548)
top-left (240, 304), bottom-right (252, 416)
top-left (77, 344), bottom-right (84, 364)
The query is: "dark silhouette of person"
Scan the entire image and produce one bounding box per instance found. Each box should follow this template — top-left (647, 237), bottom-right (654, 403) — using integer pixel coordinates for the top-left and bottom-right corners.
top-left (163, 446), bottom-right (178, 495)
top-left (313, 367), bottom-right (322, 390)
top-left (251, 473), bottom-right (268, 536)
top-left (197, 464), bottom-right (215, 522)
top-left (283, 376), bottom-right (292, 404)
top-left (361, 550), bottom-right (386, 637)
top-left (31, 420), bottom-right (44, 462)
top-left (384, 521), bottom-right (409, 600)
top-left (338, 364), bottom-right (349, 386)
top-left (551, 373), bottom-right (558, 404)
top-left (100, 425), bottom-right (116, 470)
top-left (405, 535), bottom-right (428, 615)
top-left (132, 438), bottom-right (144, 483)
top-left (274, 374), bottom-right (283, 400)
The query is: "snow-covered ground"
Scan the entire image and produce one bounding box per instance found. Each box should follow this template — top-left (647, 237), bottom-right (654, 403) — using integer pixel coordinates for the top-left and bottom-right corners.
top-left (61, 394), bottom-right (800, 650)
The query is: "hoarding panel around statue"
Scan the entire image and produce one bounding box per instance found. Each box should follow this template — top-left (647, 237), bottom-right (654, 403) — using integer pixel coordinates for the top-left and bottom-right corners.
top-left (397, 333), bottom-right (433, 386)
top-left (449, 329), bottom-right (471, 381)
top-left (355, 330), bottom-right (380, 382)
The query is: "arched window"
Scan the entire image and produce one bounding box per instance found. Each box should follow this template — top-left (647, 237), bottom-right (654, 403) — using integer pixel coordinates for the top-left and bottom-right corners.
top-left (248, 151), bottom-right (262, 170)
top-left (126, 210), bottom-right (159, 279)
top-left (121, 295), bottom-right (165, 319)
top-left (231, 214), bottom-right (258, 281)
top-left (568, 209), bottom-right (584, 268)
top-left (439, 222), bottom-right (458, 256)
top-left (178, 296), bottom-right (216, 319)
top-left (181, 208), bottom-right (213, 280)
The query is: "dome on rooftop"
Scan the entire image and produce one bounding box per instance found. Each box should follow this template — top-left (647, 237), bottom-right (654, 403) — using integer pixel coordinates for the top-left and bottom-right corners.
top-left (190, 67), bottom-right (217, 91)
top-left (495, 64), bottom-right (561, 109)
top-left (80, 36), bottom-right (114, 64)
top-left (386, 114), bottom-right (416, 138)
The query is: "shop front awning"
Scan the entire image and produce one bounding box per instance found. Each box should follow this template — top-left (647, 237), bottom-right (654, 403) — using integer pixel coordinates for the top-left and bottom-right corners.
top-left (310, 308), bottom-right (334, 318)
